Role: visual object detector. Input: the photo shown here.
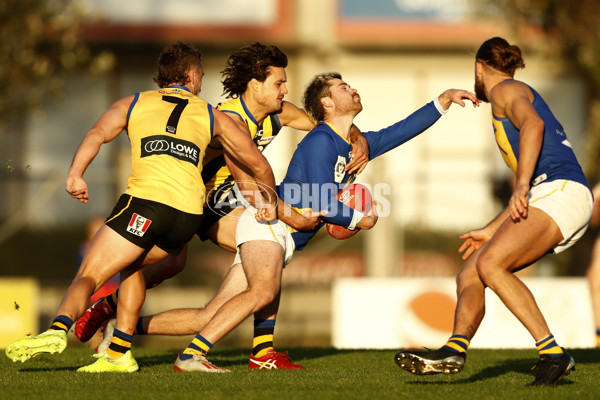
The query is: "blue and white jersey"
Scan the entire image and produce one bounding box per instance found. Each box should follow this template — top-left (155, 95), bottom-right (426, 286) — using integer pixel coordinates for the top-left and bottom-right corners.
top-left (278, 101), bottom-right (442, 250)
top-left (491, 80), bottom-right (588, 188)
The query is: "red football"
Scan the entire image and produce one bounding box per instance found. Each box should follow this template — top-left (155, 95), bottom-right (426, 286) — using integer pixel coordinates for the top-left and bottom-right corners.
top-left (326, 183), bottom-right (372, 240)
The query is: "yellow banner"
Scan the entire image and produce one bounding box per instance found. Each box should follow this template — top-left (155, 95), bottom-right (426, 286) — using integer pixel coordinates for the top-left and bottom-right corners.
top-left (0, 278), bottom-right (39, 348)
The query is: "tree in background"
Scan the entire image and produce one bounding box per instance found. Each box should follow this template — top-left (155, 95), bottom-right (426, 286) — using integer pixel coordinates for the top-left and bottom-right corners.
top-left (0, 0), bottom-right (113, 124)
top-left (476, 0), bottom-right (600, 183)
top-left (0, 0), bottom-right (113, 228)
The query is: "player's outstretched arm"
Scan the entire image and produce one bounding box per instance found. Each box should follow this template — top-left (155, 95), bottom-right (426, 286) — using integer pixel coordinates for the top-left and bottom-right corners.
top-left (437, 89), bottom-right (480, 110)
top-left (278, 101), bottom-right (316, 131)
top-left (278, 202), bottom-right (328, 231)
top-left (66, 95), bottom-right (133, 203)
top-left (224, 150), bottom-right (326, 230)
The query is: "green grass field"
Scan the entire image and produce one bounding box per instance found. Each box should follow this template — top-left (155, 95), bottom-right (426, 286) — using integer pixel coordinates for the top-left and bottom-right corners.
top-left (1, 347), bottom-right (598, 400)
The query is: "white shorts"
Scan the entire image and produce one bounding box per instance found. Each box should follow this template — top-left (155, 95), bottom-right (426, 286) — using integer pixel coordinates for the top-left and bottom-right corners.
top-left (529, 180), bottom-right (593, 254)
top-left (233, 206), bottom-right (295, 266)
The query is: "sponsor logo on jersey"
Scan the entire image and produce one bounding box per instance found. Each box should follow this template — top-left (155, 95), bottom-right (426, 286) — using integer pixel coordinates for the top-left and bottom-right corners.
top-left (126, 213), bottom-right (152, 237)
top-left (254, 128), bottom-right (264, 143)
top-left (257, 135), bottom-right (275, 147)
top-left (141, 135), bottom-right (201, 166)
top-left (334, 156), bottom-right (347, 183)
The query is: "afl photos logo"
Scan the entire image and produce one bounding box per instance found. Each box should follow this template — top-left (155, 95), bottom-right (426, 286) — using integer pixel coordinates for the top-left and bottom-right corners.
top-left (141, 135), bottom-right (200, 166)
top-left (206, 180), bottom-right (278, 219)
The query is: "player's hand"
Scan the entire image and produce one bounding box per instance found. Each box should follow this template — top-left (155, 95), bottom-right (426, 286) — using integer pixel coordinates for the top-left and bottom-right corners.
top-left (356, 201), bottom-right (378, 230)
top-left (508, 182), bottom-right (529, 221)
top-left (255, 203), bottom-right (277, 222)
top-left (346, 136), bottom-right (369, 175)
top-left (66, 175), bottom-right (89, 203)
top-left (438, 89), bottom-right (481, 110)
top-left (298, 209), bottom-right (329, 230)
top-left (458, 228), bottom-right (491, 260)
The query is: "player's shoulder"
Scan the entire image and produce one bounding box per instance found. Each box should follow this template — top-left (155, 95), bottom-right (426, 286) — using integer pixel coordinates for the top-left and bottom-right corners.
top-left (490, 79), bottom-right (533, 111)
top-left (216, 97), bottom-right (240, 110)
top-left (217, 98), bottom-right (247, 122)
top-left (492, 79), bottom-right (531, 99)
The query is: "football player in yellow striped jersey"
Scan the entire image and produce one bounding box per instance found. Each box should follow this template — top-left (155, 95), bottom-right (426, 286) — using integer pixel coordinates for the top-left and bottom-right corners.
top-left (76, 43), bottom-right (368, 369)
top-left (6, 42), bottom-right (278, 372)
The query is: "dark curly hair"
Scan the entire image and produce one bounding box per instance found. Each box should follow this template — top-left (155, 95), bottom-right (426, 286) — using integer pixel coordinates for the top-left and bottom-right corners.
top-left (302, 72), bottom-right (342, 122)
top-left (154, 41), bottom-right (203, 88)
top-left (476, 37), bottom-right (525, 76)
top-left (221, 42), bottom-right (288, 98)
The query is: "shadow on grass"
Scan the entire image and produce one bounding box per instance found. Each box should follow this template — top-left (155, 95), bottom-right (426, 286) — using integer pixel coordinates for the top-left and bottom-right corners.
top-left (403, 356), bottom-right (576, 386)
top-left (133, 347), bottom-right (384, 368)
top-left (17, 366), bottom-right (77, 373)
top-left (569, 348), bottom-right (600, 365)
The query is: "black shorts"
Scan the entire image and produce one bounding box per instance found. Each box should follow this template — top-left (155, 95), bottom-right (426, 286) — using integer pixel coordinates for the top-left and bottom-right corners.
top-left (106, 194), bottom-right (204, 255)
top-left (197, 181), bottom-right (245, 241)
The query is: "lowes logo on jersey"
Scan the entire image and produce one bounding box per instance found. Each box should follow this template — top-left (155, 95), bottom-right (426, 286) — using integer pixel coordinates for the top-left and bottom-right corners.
top-left (141, 135), bottom-right (200, 166)
top-left (126, 213), bottom-right (152, 237)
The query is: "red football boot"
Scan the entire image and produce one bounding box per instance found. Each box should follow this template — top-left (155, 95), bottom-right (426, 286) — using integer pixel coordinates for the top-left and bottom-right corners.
top-left (249, 350), bottom-right (305, 370)
top-left (75, 298), bottom-right (115, 342)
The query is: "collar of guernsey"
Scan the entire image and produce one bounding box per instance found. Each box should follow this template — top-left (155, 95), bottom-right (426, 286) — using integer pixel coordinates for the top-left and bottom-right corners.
top-left (124, 84), bottom-right (214, 215)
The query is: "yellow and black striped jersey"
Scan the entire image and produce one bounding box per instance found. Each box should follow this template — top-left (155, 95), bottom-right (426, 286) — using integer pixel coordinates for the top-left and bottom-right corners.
top-left (125, 85), bottom-right (213, 214)
top-left (202, 96), bottom-right (282, 195)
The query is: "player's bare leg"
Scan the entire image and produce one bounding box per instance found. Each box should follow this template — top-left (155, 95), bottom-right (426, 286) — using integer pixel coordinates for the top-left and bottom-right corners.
top-left (395, 247), bottom-right (485, 375)
top-left (6, 226), bottom-right (148, 363)
top-left (475, 208), bottom-right (562, 340)
top-left (586, 235), bottom-right (600, 346)
top-left (397, 209), bottom-right (565, 378)
top-left (205, 207), bottom-right (243, 253)
top-left (200, 240), bottom-right (284, 345)
top-left (57, 225), bottom-right (148, 322)
top-left (142, 261), bottom-right (249, 335)
top-left (141, 244), bottom-right (189, 289)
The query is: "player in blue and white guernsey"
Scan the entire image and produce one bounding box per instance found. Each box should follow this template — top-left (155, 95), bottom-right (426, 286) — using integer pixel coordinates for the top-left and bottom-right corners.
top-left (395, 37), bottom-right (593, 387)
top-left (172, 71), bottom-right (478, 372)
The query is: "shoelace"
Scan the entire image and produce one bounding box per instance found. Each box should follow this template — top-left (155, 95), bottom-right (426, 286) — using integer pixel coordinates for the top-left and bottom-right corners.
top-left (92, 351), bottom-right (108, 360)
top-left (273, 351), bottom-right (293, 363)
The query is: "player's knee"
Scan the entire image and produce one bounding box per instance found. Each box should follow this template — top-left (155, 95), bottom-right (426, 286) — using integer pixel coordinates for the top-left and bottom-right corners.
top-left (475, 254), bottom-right (497, 287)
top-left (456, 257), bottom-right (480, 291)
top-left (161, 256), bottom-right (186, 278)
top-left (75, 271), bottom-right (105, 293)
top-left (249, 285), bottom-right (279, 310)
